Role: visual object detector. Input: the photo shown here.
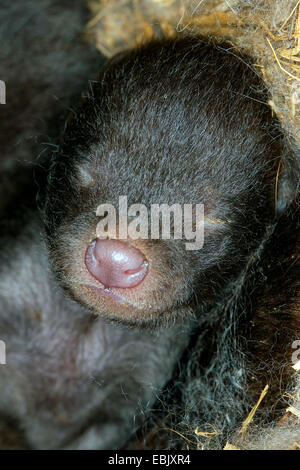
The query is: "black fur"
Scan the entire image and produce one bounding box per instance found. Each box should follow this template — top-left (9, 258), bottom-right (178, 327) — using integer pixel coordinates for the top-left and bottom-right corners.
top-left (0, 0), bottom-right (299, 450)
top-left (43, 38), bottom-right (282, 327)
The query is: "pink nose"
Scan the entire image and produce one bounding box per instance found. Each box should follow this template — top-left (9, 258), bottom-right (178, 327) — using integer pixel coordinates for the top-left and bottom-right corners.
top-left (85, 239), bottom-right (148, 289)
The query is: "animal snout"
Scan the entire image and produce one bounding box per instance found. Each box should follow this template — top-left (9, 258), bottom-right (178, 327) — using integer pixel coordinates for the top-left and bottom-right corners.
top-left (85, 238), bottom-right (149, 288)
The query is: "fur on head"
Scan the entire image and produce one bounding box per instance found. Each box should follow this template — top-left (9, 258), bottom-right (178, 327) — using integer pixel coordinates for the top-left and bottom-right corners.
top-left (43, 38), bottom-right (282, 327)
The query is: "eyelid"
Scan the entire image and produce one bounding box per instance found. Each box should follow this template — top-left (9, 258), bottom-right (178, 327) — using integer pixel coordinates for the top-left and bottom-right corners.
top-left (76, 165), bottom-right (96, 188)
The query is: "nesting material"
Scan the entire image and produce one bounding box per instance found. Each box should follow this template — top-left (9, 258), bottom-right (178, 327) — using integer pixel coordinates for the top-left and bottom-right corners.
top-left (239, 384), bottom-right (269, 437)
top-left (222, 381), bottom-right (300, 450)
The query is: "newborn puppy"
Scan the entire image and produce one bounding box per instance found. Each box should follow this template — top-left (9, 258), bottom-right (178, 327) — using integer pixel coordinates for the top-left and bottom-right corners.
top-left (44, 38), bottom-right (281, 327)
top-left (0, 37), bottom-right (283, 449)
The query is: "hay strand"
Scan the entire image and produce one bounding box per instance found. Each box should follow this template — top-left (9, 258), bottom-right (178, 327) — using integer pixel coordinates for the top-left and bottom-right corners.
top-left (239, 384), bottom-right (269, 436)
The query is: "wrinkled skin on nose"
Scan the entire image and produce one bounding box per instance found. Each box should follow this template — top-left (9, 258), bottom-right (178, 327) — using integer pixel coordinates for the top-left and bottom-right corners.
top-left (85, 239), bottom-right (149, 288)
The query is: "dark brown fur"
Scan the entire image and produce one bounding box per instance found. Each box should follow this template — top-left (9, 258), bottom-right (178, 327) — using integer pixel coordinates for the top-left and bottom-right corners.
top-left (0, 0), bottom-right (299, 450)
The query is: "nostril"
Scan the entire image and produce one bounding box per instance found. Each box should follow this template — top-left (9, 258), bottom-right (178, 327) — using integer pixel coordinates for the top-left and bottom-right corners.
top-left (124, 263), bottom-right (148, 276)
top-left (85, 238), bottom-right (149, 289)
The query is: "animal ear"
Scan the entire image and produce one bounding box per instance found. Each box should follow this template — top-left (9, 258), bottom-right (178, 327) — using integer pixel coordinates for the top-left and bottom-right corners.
top-left (276, 143), bottom-right (299, 214)
top-left (76, 164), bottom-right (96, 188)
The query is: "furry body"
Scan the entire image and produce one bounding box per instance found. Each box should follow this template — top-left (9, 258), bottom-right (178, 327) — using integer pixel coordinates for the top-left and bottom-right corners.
top-left (0, 0), bottom-right (299, 450)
